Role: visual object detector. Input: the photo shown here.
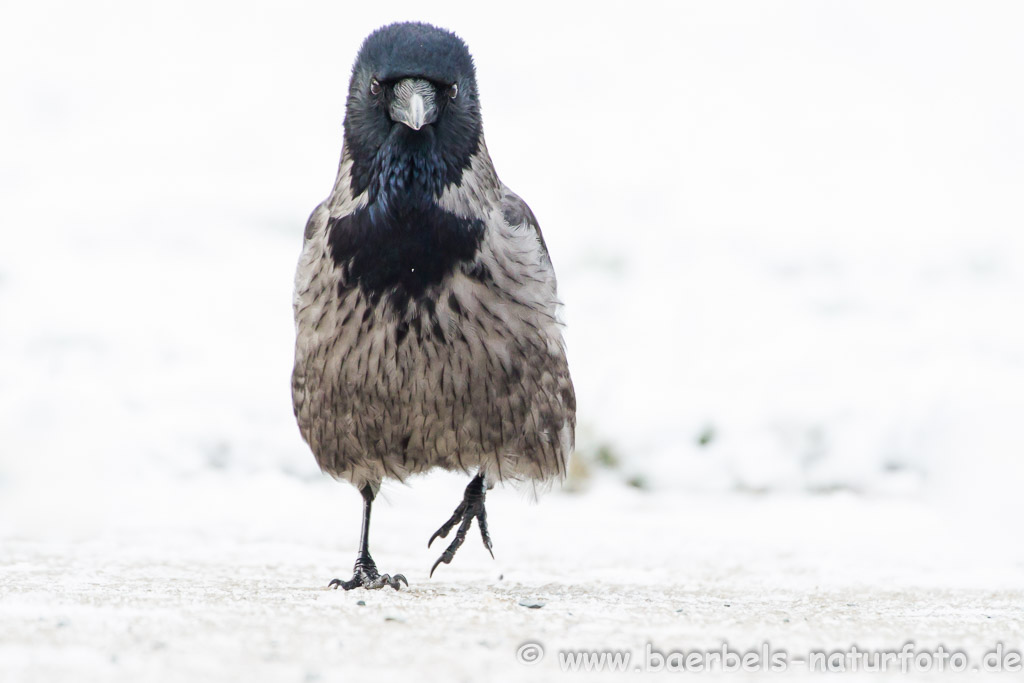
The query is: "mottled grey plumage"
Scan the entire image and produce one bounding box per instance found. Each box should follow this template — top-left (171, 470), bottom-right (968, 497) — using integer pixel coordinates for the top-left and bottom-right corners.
top-left (294, 146), bottom-right (575, 490)
top-left (291, 22), bottom-right (574, 587)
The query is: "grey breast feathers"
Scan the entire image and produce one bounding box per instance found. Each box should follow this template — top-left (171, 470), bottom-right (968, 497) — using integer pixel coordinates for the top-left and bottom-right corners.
top-left (291, 172), bottom-right (575, 489)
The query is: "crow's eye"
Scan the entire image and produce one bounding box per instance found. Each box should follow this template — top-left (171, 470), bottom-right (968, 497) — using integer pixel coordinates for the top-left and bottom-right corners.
top-left (447, 83), bottom-right (458, 100)
top-left (370, 79), bottom-right (382, 96)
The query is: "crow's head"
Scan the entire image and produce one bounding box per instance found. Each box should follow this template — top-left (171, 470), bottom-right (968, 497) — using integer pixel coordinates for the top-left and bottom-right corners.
top-left (343, 22), bottom-right (483, 203)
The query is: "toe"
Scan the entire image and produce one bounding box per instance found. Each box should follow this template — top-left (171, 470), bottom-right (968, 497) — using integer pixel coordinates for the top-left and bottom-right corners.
top-left (429, 555), bottom-right (448, 578)
top-left (383, 573), bottom-right (408, 590)
top-left (427, 527), bottom-right (446, 548)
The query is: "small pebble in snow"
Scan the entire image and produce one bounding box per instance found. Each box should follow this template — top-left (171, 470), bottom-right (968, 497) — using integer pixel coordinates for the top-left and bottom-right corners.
top-left (675, 609), bottom-right (685, 613)
top-left (384, 616), bottom-right (404, 623)
top-left (724, 604), bottom-right (731, 607)
top-left (519, 601), bottom-right (545, 609)
top-left (783, 618), bottom-right (790, 623)
top-left (356, 600), bottom-right (366, 606)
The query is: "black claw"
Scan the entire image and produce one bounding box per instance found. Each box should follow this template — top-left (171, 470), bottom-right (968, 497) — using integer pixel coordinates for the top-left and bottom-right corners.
top-left (330, 555), bottom-right (407, 591)
top-left (477, 509), bottom-right (495, 559)
top-left (428, 500), bottom-right (467, 548)
top-left (428, 474), bottom-right (495, 576)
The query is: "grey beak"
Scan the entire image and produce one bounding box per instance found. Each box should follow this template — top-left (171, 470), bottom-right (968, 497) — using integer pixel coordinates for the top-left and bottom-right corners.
top-left (389, 78), bottom-right (438, 131)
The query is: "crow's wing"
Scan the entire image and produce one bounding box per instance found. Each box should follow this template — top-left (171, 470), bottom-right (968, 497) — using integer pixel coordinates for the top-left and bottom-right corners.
top-left (500, 187), bottom-right (550, 260)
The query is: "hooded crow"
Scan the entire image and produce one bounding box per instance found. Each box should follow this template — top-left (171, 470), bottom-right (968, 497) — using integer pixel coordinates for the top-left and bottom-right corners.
top-left (292, 22), bottom-right (575, 590)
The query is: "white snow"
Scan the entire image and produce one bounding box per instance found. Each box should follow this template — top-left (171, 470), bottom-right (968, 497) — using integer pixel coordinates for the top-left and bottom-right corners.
top-left (2, 1), bottom-right (1023, 680)
top-left (2, 484), bottom-right (1023, 681)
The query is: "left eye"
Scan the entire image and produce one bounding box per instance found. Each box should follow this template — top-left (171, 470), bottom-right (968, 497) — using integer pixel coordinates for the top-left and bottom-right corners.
top-left (370, 79), bottom-right (382, 95)
top-left (447, 83), bottom-right (458, 99)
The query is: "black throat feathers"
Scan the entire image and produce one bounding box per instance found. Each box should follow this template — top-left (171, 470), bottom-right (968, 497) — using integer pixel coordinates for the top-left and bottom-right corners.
top-left (328, 135), bottom-right (484, 312)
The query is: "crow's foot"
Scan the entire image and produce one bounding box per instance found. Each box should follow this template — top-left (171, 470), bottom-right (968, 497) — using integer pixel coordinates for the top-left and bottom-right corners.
top-left (428, 475), bottom-right (494, 577)
top-left (329, 555), bottom-right (407, 591)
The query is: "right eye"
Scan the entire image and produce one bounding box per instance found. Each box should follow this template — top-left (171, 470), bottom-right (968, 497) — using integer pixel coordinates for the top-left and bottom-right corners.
top-left (370, 79), bottom-right (382, 95)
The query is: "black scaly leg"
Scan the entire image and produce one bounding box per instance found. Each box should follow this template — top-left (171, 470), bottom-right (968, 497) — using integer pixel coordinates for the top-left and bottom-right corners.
top-left (428, 473), bottom-right (495, 577)
top-left (329, 485), bottom-right (408, 591)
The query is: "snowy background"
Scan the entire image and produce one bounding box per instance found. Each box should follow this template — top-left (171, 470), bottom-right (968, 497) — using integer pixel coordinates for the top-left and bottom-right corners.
top-left (2, 1), bottom-right (1023, 681)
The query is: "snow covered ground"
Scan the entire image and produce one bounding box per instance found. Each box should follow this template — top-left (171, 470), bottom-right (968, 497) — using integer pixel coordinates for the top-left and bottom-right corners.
top-left (3, 481), bottom-right (1024, 682)
top-left (2, 1), bottom-right (1024, 680)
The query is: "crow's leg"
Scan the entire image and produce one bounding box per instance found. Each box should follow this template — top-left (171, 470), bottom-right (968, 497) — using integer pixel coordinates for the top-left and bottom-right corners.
top-left (329, 485), bottom-right (408, 591)
top-left (428, 473), bottom-right (494, 577)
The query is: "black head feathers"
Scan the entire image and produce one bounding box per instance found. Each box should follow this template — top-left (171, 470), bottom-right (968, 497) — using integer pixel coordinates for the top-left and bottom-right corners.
top-left (355, 22), bottom-right (476, 86)
top-left (343, 22), bottom-right (485, 201)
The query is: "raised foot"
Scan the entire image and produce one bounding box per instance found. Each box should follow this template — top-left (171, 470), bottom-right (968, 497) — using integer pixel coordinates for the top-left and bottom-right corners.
top-left (428, 474), bottom-right (494, 577)
top-left (329, 555), bottom-right (408, 591)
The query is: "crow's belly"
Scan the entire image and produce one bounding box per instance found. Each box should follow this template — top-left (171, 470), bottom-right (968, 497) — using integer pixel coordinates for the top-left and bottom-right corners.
top-left (293, 291), bottom-right (570, 487)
